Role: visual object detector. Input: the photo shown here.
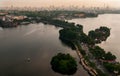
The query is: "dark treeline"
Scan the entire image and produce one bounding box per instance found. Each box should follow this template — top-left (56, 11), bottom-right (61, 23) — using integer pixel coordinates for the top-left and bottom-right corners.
top-left (9, 10), bottom-right (98, 18)
top-left (0, 10), bottom-right (98, 28)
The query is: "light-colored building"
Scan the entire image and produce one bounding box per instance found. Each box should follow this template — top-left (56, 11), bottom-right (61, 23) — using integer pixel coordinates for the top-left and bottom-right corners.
top-left (5, 15), bottom-right (27, 21)
top-left (0, 12), bottom-right (8, 16)
top-left (12, 16), bottom-right (27, 20)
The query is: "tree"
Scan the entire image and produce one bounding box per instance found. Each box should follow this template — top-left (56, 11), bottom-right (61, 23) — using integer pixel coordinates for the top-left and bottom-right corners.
top-left (104, 52), bottom-right (116, 60)
top-left (88, 26), bottom-right (110, 43)
top-left (89, 46), bottom-right (105, 59)
top-left (103, 62), bottom-right (120, 73)
top-left (59, 28), bottom-right (79, 41)
top-left (80, 33), bottom-right (95, 45)
top-left (51, 53), bottom-right (77, 75)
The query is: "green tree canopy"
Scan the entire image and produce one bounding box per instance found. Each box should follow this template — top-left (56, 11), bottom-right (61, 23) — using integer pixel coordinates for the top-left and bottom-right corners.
top-left (104, 52), bottom-right (116, 60)
top-left (89, 46), bottom-right (105, 59)
top-left (59, 28), bottom-right (79, 41)
top-left (88, 26), bottom-right (110, 43)
top-left (51, 53), bottom-right (77, 75)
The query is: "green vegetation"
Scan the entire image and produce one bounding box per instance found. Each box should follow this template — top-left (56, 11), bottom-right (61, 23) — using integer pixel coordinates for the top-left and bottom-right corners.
top-left (96, 69), bottom-right (108, 76)
top-left (0, 10), bottom-right (98, 28)
top-left (87, 27), bottom-right (120, 75)
top-left (59, 23), bottom-right (95, 46)
top-left (59, 23), bottom-right (119, 75)
top-left (10, 10), bottom-right (98, 19)
top-left (89, 46), bottom-right (119, 74)
top-left (89, 46), bottom-right (116, 60)
top-left (40, 18), bottom-right (75, 28)
top-left (88, 26), bottom-right (110, 43)
top-left (50, 53), bottom-right (77, 75)
top-left (104, 52), bottom-right (116, 60)
top-left (103, 62), bottom-right (120, 74)
top-left (84, 56), bottom-right (108, 76)
top-left (89, 46), bottom-right (106, 59)
top-left (59, 28), bottom-right (79, 41)
top-left (59, 24), bottom-right (83, 46)
top-left (79, 33), bottom-right (95, 45)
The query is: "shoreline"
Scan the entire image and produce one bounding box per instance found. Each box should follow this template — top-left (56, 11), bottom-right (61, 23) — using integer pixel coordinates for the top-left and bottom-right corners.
top-left (73, 43), bottom-right (98, 76)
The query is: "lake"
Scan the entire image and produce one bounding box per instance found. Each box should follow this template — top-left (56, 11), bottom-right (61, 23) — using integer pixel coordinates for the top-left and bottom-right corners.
top-left (0, 23), bottom-right (89, 76)
top-left (68, 14), bottom-right (120, 62)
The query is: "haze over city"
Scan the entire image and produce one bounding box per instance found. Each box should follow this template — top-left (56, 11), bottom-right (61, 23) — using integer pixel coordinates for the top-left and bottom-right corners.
top-left (0, 0), bottom-right (120, 8)
top-left (1, 0), bottom-right (120, 76)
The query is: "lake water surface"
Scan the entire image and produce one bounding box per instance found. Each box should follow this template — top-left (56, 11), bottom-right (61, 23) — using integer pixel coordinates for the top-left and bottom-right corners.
top-left (0, 23), bottom-right (89, 76)
top-left (68, 14), bottom-right (120, 62)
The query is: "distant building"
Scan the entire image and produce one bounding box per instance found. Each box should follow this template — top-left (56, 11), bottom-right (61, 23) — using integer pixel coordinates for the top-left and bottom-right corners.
top-left (5, 15), bottom-right (27, 21)
top-left (0, 12), bottom-right (8, 16)
top-left (12, 16), bottom-right (27, 20)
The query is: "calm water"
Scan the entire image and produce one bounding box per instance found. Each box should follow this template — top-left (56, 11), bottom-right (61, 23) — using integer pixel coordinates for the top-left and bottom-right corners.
top-left (0, 23), bottom-right (89, 76)
top-left (68, 14), bottom-right (120, 62)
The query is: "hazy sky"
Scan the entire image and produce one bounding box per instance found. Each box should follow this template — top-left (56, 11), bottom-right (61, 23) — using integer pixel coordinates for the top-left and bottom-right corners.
top-left (0, 0), bottom-right (120, 8)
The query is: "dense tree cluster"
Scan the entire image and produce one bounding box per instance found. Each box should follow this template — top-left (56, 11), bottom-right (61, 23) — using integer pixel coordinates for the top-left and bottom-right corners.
top-left (79, 33), bottom-right (95, 45)
top-left (89, 46), bottom-right (105, 59)
top-left (59, 28), bottom-right (79, 42)
top-left (51, 53), bottom-right (77, 75)
top-left (88, 26), bottom-right (110, 43)
top-left (58, 21), bottom-right (119, 75)
top-left (104, 52), bottom-right (116, 60)
top-left (59, 24), bottom-right (84, 43)
top-left (0, 20), bottom-right (18, 28)
top-left (11, 11), bottom-right (98, 19)
top-left (59, 24), bottom-right (95, 45)
top-left (40, 17), bottom-right (76, 28)
top-left (89, 46), bottom-right (119, 74)
top-left (103, 62), bottom-right (120, 74)
top-left (89, 46), bottom-right (116, 60)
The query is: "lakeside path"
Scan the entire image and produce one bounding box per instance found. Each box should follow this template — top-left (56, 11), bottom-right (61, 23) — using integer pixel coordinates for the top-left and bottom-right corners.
top-left (73, 43), bottom-right (98, 76)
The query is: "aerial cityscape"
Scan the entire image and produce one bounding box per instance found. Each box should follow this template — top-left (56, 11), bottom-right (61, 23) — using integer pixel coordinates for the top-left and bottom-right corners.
top-left (0, 0), bottom-right (120, 76)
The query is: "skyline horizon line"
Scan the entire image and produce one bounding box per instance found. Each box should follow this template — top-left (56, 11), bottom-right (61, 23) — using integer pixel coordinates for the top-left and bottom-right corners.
top-left (1, 0), bottom-right (120, 8)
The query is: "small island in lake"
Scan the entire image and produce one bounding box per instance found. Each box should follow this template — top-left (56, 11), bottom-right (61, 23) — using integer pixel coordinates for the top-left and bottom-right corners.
top-left (50, 53), bottom-right (77, 75)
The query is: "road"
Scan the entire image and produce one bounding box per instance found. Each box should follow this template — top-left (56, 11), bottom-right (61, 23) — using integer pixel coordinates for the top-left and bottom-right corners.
top-left (73, 43), bottom-right (98, 76)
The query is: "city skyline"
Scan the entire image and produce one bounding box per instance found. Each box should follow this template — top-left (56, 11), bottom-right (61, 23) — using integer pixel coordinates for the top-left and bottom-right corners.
top-left (0, 0), bottom-right (120, 8)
